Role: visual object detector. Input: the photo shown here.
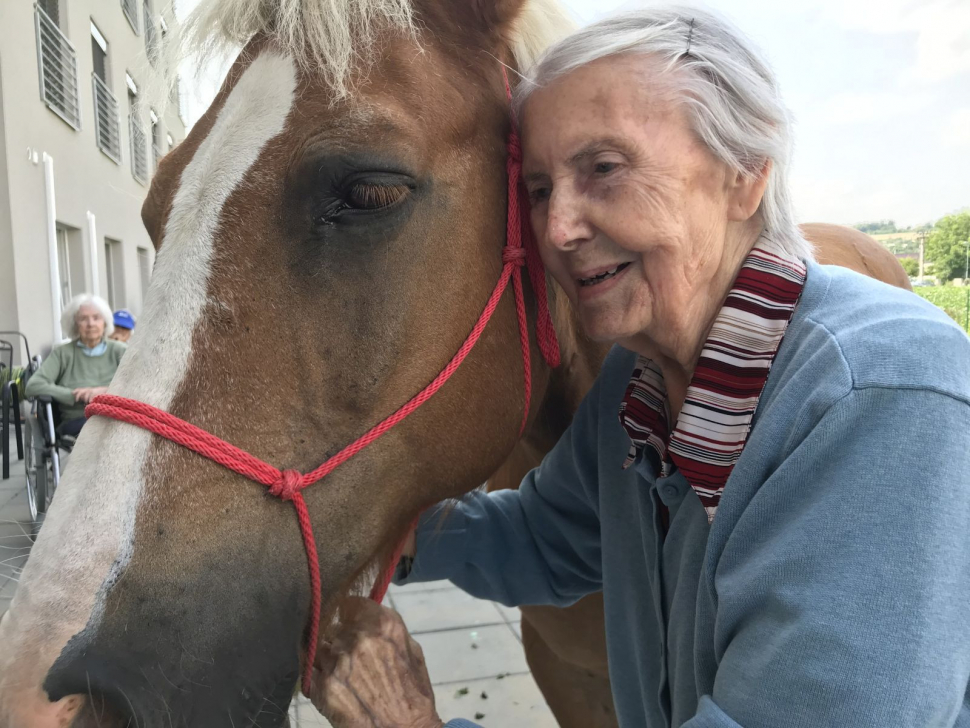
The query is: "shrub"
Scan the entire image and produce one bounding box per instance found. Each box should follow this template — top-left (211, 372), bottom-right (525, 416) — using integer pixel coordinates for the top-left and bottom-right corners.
top-left (915, 286), bottom-right (970, 334)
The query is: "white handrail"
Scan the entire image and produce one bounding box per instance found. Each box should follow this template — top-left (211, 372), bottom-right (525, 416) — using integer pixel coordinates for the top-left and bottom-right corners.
top-left (42, 153), bottom-right (61, 343)
top-left (87, 211), bottom-right (100, 297)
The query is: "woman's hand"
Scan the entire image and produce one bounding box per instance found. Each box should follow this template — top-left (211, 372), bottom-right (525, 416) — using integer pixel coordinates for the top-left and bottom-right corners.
top-left (72, 386), bottom-right (108, 404)
top-left (309, 597), bottom-right (443, 728)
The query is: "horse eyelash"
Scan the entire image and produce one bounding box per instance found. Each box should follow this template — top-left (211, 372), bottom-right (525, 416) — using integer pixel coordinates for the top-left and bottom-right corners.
top-left (349, 183), bottom-right (410, 209)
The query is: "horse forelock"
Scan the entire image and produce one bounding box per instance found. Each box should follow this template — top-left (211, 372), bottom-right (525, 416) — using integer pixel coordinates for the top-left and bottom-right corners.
top-left (166, 0), bottom-right (575, 104)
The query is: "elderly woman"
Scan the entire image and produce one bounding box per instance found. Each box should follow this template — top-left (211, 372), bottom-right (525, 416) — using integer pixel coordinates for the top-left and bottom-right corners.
top-left (25, 294), bottom-right (126, 438)
top-left (312, 8), bottom-right (970, 728)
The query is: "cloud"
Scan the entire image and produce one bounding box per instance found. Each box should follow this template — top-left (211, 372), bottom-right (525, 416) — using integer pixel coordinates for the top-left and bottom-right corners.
top-left (791, 173), bottom-right (926, 227)
top-left (942, 109), bottom-right (970, 147)
top-left (810, 91), bottom-right (929, 126)
top-left (908, 3), bottom-right (970, 83)
top-left (568, 0), bottom-right (970, 83)
top-left (799, 0), bottom-right (970, 83)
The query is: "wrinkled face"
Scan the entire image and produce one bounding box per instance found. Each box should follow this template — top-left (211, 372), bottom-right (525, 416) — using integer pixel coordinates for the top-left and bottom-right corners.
top-left (522, 55), bottom-right (751, 351)
top-left (0, 18), bottom-right (544, 728)
top-left (75, 304), bottom-right (105, 345)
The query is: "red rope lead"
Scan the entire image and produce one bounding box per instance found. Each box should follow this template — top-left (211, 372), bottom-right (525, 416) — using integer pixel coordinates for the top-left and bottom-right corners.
top-left (503, 68), bottom-right (560, 372)
top-left (85, 67), bottom-right (560, 699)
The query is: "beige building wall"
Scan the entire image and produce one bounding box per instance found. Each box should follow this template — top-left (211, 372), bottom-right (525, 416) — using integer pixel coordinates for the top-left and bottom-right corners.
top-left (0, 0), bottom-right (186, 363)
top-left (0, 63), bottom-right (18, 349)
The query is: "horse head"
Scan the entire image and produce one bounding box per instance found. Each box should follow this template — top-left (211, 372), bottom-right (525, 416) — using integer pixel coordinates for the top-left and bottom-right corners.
top-left (0, 0), bottom-right (575, 725)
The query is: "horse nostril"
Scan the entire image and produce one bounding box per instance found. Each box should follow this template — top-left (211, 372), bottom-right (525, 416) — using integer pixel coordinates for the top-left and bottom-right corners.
top-left (42, 632), bottom-right (298, 728)
top-left (62, 693), bottom-right (132, 728)
top-left (43, 647), bottom-right (140, 728)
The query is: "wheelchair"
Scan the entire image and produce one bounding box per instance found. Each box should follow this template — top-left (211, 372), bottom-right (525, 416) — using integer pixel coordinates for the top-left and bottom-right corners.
top-left (22, 356), bottom-right (72, 523)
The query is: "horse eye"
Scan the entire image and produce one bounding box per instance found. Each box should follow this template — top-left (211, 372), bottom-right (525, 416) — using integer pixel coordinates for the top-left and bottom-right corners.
top-left (347, 183), bottom-right (411, 210)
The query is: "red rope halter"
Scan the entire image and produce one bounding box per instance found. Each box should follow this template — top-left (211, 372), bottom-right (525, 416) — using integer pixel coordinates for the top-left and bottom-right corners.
top-left (85, 68), bottom-right (557, 697)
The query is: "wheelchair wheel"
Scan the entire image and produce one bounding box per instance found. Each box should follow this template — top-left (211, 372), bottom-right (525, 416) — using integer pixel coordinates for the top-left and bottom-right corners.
top-left (23, 420), bottom-right (50, 522)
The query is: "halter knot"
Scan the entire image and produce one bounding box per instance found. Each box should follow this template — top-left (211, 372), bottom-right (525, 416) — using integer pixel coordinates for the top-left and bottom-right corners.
top-left (502, 246), bottom-right (526, 265)
top-left (269, 469), bottom-right (304, 502)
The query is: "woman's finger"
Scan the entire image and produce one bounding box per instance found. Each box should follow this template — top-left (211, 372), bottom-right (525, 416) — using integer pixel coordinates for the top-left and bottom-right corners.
top-left (310, 596), bottom-right (441, 727)
top-left (310, 667), bottom-right (366, 728)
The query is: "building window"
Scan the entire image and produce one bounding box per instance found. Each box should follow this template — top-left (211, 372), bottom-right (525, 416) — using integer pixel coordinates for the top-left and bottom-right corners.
top-left (144, 0), bottom-right (158, 66)
top-left (56, 225), bottom-right (84, 310)
top-left (91, 22), bottom-right (121, 163)
top-left (127, 73), bottom-right (148, 184)
top-left (34, 2), bottom-right (81, 129)
top-left (170, 74), bottom-right (178, 105)
top-left (104, 238), bottom-right (124, 309)
top-left (38, 0), bottom-right (61, 27)
top-left (91, 22), bottom-right (107, 81)
top-left (150, 108), bottom-right (162, 169)
top-left (56, 227), bottom-right (72, 308)
top-left (121, 0), bottom-right (139, 34)
top-left (137, 247), bottom-right (152, 311)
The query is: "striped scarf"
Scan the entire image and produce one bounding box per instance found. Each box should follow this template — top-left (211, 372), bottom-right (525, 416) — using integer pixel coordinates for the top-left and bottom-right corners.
top-left (619, 242), bottom-right (807, 523)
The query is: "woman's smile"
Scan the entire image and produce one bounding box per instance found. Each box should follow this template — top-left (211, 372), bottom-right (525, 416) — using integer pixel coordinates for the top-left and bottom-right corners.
top-left (575, 261), bottom-right (632, 301)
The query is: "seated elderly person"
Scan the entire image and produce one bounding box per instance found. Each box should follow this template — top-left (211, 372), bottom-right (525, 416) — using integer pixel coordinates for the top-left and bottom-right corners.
top-left (109, 309), bottom-right (136, 343)
top-left (310, 7), bottom-right (970, 728)
top-left (25, 294), bottom-right (126, 438)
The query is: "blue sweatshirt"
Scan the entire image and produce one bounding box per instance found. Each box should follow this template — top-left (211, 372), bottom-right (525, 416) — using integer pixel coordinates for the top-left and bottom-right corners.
top-left (401, 261), bottom-right (970, 727)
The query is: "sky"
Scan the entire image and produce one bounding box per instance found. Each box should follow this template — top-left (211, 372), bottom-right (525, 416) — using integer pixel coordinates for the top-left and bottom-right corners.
top-left (177, 0), bottom-right (969, 228)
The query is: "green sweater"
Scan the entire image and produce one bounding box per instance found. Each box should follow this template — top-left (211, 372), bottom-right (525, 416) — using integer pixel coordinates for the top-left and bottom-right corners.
top-left (25, 339), bottom-right (126, 421)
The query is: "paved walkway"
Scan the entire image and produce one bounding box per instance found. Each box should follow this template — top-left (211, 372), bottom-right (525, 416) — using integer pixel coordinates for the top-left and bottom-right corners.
top-left (0, 432), bottom-right (32, 616)
top-left (291, 579), bottom-right (556, 727)
top-left (1, 431), bottom-right (554, 726)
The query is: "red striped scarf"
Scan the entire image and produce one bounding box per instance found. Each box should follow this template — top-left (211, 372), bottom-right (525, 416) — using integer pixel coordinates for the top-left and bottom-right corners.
top-left (618, 243), bottom-right (807, 523)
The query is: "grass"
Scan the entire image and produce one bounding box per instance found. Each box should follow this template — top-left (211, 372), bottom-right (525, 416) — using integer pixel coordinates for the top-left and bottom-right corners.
top-left (915, 286), bottom-right (970, 334)
top-left (0, 367), bottom-right (25, 399)
top-left (871, 231), bottom-right (920, 242)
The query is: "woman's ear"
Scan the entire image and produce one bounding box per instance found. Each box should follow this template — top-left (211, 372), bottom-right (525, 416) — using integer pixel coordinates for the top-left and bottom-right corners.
top-left (727, 159), bottom-right (771, 222)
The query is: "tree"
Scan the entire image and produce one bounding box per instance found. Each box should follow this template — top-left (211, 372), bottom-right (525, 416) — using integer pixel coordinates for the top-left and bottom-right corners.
top-left (899, 257), bottom-right (919, 278)
top-left (925, 212), bottom-right (970, 283)
top-left (854, 220), bottom-right (897, 235)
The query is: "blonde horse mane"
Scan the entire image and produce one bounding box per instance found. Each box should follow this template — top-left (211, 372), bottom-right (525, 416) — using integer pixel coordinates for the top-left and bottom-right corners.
top-left (166, 0), bottom-right (575, 100)
top-left (506, 0), bottom-right (578, 72)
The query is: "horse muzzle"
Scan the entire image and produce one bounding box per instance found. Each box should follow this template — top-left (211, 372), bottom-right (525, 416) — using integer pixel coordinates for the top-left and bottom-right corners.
top-left (36, 630), bottom-right (299, 728)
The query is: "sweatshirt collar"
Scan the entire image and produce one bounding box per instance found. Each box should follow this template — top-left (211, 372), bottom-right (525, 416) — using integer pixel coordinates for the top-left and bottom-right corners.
top-left (76, 339), bottom-right (108, 357)
top-left (618, 241), bottom-right (807, 523)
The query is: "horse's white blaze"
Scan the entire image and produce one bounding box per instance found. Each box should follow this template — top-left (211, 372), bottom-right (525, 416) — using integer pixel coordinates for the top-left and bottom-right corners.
top-left (0, 51), bottom-right (296, 714)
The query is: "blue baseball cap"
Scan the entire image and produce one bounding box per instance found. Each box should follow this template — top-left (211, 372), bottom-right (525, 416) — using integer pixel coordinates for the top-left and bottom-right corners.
top-left (113, 309), bottom-right (136, 330)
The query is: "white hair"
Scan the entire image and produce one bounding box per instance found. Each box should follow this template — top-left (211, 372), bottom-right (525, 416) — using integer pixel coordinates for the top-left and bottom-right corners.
top-left (514, 5), bottom-right (813, 261)
top-left (161, 0), bottom-right (575, 105)
top-left (61, 294), bottom-right (114, 341)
